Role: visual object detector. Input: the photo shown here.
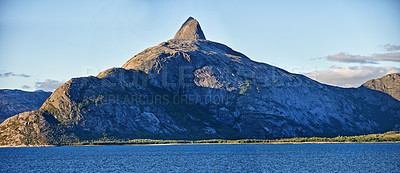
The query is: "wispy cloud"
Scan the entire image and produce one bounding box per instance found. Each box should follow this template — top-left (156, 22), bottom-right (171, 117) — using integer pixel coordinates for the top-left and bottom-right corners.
top-left (35, 79), bottom-right (64, 91)
top-left (383, 44), bottom-right (400, 51)
top-left (327, 52), bottom-right (400, 64)
top-left (21, 85), bottom-right (31, 90)
top-left (304, 66), bottom-right (400, 87)
top-left (327, 44), bottom-right (400, 64)
top-left (0, 72), bottom-right (31, 78)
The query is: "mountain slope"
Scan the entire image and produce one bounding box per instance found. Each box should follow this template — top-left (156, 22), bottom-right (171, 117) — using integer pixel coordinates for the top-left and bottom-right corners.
top-left (1, 17), bottom-right (399, 146)
top-left (121, 39), bottom-right (400, 138)
top-left (1, 68), bottom-right (243, 146)
top-left (362, 73), bottom-right (400, 101)
top-left (0, 90), bottom-right (51, 123)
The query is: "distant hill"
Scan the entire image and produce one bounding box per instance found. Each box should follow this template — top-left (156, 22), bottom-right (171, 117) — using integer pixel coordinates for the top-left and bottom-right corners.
top-left (0, 89), bottom-right (51, 122)
top-left (362, 73), bottom-right (400, 101)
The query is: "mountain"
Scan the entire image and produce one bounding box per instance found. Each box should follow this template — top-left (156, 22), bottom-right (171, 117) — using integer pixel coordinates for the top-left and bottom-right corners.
top-left (1, 17), bottom-right (400, 146)
top-left (0, 89), bottom-right (51, 123)
top-left (362, 73), bottom-right (400, 101)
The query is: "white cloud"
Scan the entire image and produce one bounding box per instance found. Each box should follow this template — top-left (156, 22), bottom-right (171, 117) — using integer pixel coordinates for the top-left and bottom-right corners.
top-left (35, 79), bottom-right (64, 91)
top-left (304, 66), bottom-right (400, 87)
top-left (327, 52), bottom-right (400, 64)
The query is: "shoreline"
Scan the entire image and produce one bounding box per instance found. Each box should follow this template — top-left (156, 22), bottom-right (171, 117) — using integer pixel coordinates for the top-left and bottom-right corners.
top-left (1, 141), bottom-right (399, 148)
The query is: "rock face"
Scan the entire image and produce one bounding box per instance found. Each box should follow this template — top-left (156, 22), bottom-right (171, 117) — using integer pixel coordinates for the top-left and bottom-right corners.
top-left (0, 90), bottom-right (51, 123)
top-left (1, 17), bottom-right (400, 146)
top-left (173, 17), bottom-right (206, 40)
top-left (362, 73), bottom-right (400, 101)
top-left (0, 111), bottom-right (50, 146)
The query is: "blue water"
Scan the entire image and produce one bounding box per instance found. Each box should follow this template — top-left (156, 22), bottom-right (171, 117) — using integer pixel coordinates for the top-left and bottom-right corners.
top-left (0, 143), bottom-right (399, 172)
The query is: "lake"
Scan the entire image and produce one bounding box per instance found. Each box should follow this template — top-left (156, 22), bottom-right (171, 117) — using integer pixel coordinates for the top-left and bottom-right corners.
top-left (1, 143), bottom-right (399, 172)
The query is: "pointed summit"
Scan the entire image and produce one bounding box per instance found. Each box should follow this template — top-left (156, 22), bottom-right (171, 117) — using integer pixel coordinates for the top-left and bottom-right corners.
top-left (173, 17), bottom-right (206, 40)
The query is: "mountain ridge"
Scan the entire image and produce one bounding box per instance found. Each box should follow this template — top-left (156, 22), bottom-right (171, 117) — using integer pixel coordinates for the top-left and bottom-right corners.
top-left (0, 89), bottom-right (51, 123)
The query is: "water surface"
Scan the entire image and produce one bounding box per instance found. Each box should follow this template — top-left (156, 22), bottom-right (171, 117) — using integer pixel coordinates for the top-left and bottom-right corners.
top-left (1, 143), bottom-right (399, 172)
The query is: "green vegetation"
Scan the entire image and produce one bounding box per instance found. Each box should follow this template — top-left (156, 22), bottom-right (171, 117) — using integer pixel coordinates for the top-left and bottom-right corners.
top-left (239, 80), bottom-right (251, 94)
top-left (66, 131), bottom-right (400, 146)
top-left (94, 95), bottom-right (104, 105)
top-left (78, 99), bottom-right (91, 109)
top-left (224, 82), bottom-right (231, 88)
top-left (44, 103), bottom-right (60, 115)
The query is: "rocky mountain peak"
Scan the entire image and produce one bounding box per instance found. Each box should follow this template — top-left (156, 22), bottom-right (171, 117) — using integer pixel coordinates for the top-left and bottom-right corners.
top-left (173, 17), bottom-right (206, 40)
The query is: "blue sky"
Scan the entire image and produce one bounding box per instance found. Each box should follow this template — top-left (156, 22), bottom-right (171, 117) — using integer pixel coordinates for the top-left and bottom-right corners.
top-left (1, 0), bottom-right (399, 91)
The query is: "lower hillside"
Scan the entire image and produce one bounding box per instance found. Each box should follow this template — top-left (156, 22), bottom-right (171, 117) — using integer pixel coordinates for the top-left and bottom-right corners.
top-left (65, 131), bottom-right (400, 146)
top-left (0, 111), bottom-right (50, 146)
